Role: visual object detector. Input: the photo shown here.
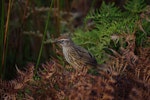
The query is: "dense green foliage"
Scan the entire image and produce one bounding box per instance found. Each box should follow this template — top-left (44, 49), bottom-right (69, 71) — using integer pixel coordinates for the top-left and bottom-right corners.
top-left (124, 0), bottom-right (146, 13)
top-left (73, 1), bottom-right (149, 64)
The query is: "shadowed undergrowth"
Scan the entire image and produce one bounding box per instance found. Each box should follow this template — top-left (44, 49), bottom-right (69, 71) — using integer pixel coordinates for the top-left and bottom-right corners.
top-left (0, 33), bottom-right (150, 100)
top-left (0, 0), bottom-right (150, 100)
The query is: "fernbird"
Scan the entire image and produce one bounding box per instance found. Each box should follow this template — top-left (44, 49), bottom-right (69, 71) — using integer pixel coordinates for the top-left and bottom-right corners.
top-left (54, 35), bottom-right (99, 71)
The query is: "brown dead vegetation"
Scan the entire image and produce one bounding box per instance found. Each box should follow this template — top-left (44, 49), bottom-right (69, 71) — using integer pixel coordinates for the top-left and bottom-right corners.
top-left (0, 33), bottom-right (149, 100)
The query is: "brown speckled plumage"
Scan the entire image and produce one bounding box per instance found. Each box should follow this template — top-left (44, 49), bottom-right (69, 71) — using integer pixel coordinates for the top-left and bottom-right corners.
top-left (55, 35), bottom-right (97, 70)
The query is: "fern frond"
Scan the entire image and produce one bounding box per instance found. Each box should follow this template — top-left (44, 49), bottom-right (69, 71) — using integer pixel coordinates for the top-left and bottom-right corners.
top-left (124, 0), bottom-right (146, 13)
top-left (86, 2), bottom-right (122, 25)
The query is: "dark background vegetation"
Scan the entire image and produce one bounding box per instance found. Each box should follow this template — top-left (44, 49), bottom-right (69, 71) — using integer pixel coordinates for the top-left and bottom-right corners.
top-left (0, 0), bottom-right (150, 99)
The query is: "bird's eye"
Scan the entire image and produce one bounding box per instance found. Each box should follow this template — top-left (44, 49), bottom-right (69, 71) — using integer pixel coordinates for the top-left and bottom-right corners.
top-left (61, 40), bottom-right (64, 43)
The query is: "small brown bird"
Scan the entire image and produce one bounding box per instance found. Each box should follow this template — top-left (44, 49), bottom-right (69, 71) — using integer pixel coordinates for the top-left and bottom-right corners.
top-left (55, 35), bottom-right (98, 71)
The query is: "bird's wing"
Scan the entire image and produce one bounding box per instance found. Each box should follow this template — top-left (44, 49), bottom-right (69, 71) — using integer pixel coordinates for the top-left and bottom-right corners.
top-left (74, 45), bottom-right (97, 66)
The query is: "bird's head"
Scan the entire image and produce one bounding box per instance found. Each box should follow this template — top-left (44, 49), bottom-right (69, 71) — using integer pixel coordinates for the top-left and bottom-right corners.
top-left (54, 35), bottom-right (74, 47)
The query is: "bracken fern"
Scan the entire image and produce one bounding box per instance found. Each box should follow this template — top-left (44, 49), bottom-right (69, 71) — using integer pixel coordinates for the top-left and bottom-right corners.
top-left (72, 1), bottom-right (148, 64)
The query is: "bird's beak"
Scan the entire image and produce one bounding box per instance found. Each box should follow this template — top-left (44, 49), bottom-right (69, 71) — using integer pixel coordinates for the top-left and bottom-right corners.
top-left (53, 39), bottom-right (60, 44)
top-left (53, 39), bottom-right (58, 43)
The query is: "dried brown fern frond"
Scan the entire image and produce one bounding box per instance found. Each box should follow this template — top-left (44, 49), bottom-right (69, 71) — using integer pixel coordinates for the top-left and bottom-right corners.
top-left (16, 63), bottom-right (34, 83)
top-left (0, 64), bottom-right (34, 90)
top-left (128, 47), bottom-right (150, 86)
top-left (109, 33), bottom-right (149, 75)
top-left (68, 77), bottom-right (92, 100)
top-left (101, 58), bottom-right (128, 100)
top-left (106, 58), bottom-right (127, 75)
top-left (128, 87), bottom-right (143, 100)
top-left (1, 92), bottom-right (16, 100)
top-left (102, 76), bottom-right (115, 100)
top-left (110, 35), bottom-right (150, 99)
top-left (104, 50), bottom-right (136, 99)
top-left (136, 48), bottom-right (150, 70)
top-left (110, 33), bottom-right (138, 67)
top-left (127, 67), bottom-right (150, 99)
top-left (0, 64), bottom-right (34, 100)
top-left (38, 61), bottom-right (56, 80)
top-left (67, 73), bottom-right (105, 100)
top-left (134, 67), bottom-right (150, 84)
top-left (20, 60), bottom-right (64, 100)
top-left (120, 33), bottom-right (139, 67)
top-left (127, 85), bottom-right (150, 100)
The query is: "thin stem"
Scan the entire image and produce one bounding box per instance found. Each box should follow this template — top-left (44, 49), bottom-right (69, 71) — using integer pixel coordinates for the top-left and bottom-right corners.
top-left (1, 0), bottom-right (12, 77)
top-left (0, 0), bottom-right (5, 77)
top-left (35, 0), bottom-right (54, 71)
